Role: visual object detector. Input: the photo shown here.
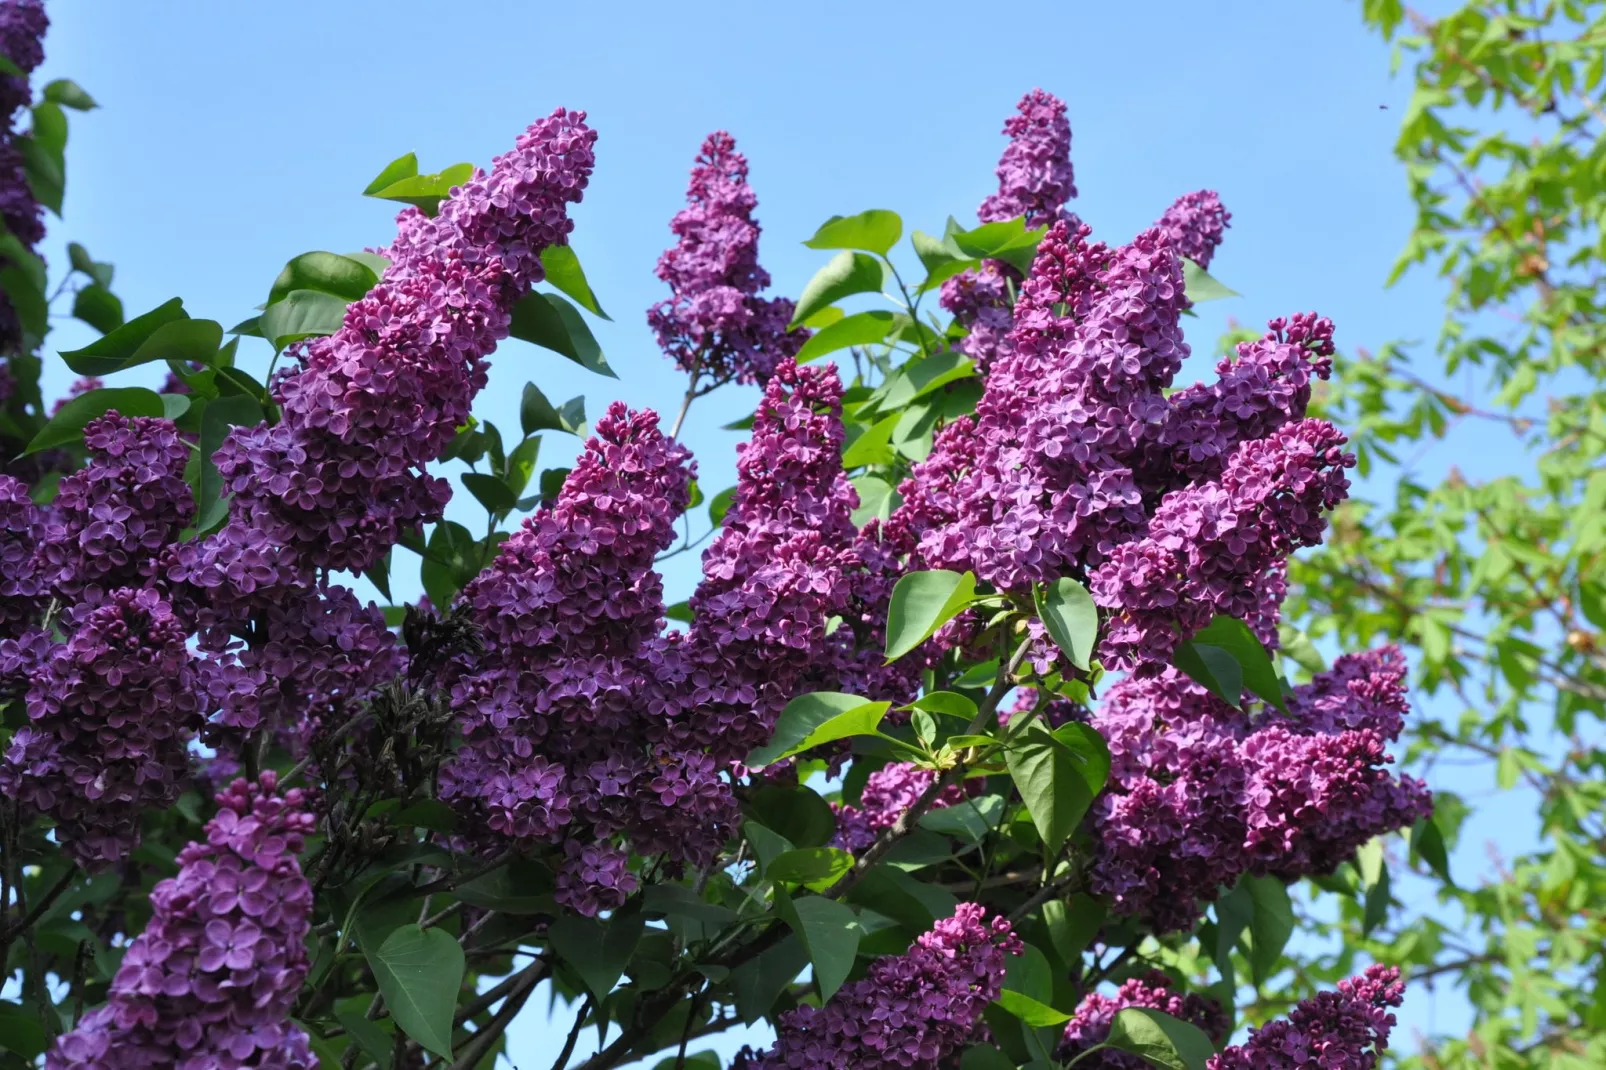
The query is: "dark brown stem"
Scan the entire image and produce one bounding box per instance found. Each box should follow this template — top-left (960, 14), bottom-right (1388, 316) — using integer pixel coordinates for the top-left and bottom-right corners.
top-left (547, 994), bottom-right (593, 1070)
top-left (451, 960), bottom-right (544, 1069)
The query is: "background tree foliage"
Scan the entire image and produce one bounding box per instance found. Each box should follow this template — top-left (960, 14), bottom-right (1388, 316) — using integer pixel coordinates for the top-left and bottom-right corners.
top-left (1276, 1), bottom-right (1606, 1065)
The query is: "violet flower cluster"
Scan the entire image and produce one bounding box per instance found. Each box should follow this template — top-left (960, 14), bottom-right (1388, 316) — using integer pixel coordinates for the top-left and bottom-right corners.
top-left (649, 132), bottom-right (805, 387)
top-left (832, 761), bottom-right (974, 852)
top-left (0, 587), bottom-right (202, 868)
top-left (739, 904), bottom-right (1022, 1070)
top-left (1086, 649), bottom-right (1432, 932)
top-left (1156, 189), bottom-right (1231, 270)
top-left (0, 471), bottom-right (42, 637)
top-left (1209, 965), bottom-right (1405, 1069)
top-left (49, 773), bottom-right (317, 1069)
top-left (894, 215), bottom-right (1346, 673)
top-left (0, 0), bottom-right (45, 353)
top-left (1057, 970), bottom-right (1228, 1067)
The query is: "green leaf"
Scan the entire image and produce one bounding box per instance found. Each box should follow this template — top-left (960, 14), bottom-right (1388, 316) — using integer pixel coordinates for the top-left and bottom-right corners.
top-left (709, 485), bottom-right (737, 527)
top-left (268, 251), bottom-right (380, 305)
top-left (259, 289), bottom-right (349, 351)
top-left (885, 569), bottom-right (978, 662)
top-left (1187, 617), bottom-right (1287, 711)
top-left (461, 472), bottom-right (517, 514)
top-left (539, 244), bottom-right (609, 319)
top-left (919, 793), bottom-right (1005, 843)
top-left (1354, 837), bottom-right (1385, 887)
top-left (71, 283), bottom-right (124, 334)
top-left (841, 412), bottom-right (899, 468)
top-left (366, 924), bottom-right (465, 1058)
top-left (194, 395), bottom-right (265, 533)
top-left (363, 152), bottom-right (419, 195)
top-left (1005, 722), bottom-right (1109, 856)
top-left (58, 297), bottom-right (191, 375)
top-left (453, 859), bottom-right (555, 914)
top-left (67, 242), bottom-right (113, 288)
top-left (642, 884), bottom-right (738, 926)
top-left (1036, 578), bottom-right (1098, 671)
top-left (777, 893), bottom-right (861, 1001)
top-left (25, 387), bottom-right (164, 454)
top-left (745, 784), bottom-right (837, 848)
top-left (1182, 259), bottom-right (1240, 303)
top-left (651, 1053), bottom-right (720, 1070)
top-left (906, 690), bottom-right (978, 720)
top-left (508, 291), bottom-right (616, 377)
top-left (1172, 641), bottom-right (1245, 710)
top-left (911, 228), bottom-right (966, 272)
top-left (1362, 860), bottom-right (1391, 936)
top-left (747, 691), bottom-right (891, 769)
top-left (850, 474), bottom-right (900, 528)
top-left (992, 989), bottom-right (1071, 1026)
top-left (767, 847), bottom-right (854, 890)
top-left (804, 210), bottom-right (903, 256)
top-left (790, 251), bottom-right (885, 327)
top-left (950, 216), bottom-right (1048, 274)
top-left (0, 53), bottom-right (20, 77)
top-left (42, 78), bottom-right (96, 110)
top-left (160, 393), bottom-right (191, 420)
top-left (0, 999), bottom-right (47, 1059)
top-left (519, 381), bottom-right (567, 436)
top-left (334, 998), bottom-right (396, 1068)
top-left (744, 821), bottom-right (796, 874)
top-left (366, 161), bottom-right (473, 216)
top-left (796, 309), bottom-right (897, 364)
top-left (20, 131), bottom-right (63, 215)
top-left (731, 935), bottom-right (810, 1025)
top-left (1410, 815), bottom-right (1454, 886)
top-left (961, 1045), bottom-right (1017, 1070)
top-left (1104, 1006), bottom-right (1215, 1070)
top-left (1043, 894), bottom-right (1105, 964)
top-left (550, 910), bottom-right (645, 1002)
top-left (1245, 875), bottom-right (1294, 986)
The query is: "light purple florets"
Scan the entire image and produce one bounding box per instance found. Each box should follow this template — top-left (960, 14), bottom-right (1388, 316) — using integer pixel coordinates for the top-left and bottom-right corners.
top-left (649, 131), bottom-right (805, 386)
top-left (1208, 965), bottom-right (1405, 1069)
top-left (741, 904), bottom-right (1022, 1070)
top-left (979, 89), bottom-right (1077, 227)
top-left (1156, 189), bottom-right (1231, 270)
top-left (1058, 971), bottom-right (1228, 1067)
top-left (0, 587), bottom-right (202, 868)
top-left (32, 412), bottom-right (194, 602)
top-left (49, 773), bottom-right (317, 1069)
top-left (1085, 649), bottom-right (1431, 932)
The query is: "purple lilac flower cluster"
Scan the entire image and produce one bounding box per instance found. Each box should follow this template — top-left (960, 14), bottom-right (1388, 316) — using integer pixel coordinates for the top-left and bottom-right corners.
top-left (832, 762), bottom-right (975, 852)
top-left (895, 214), bottom-right (1344, 673)
top-left (1209, 965), bottom-right (1405, 1069)
top-left (739, 904), bottom-right (1022, 1070)
top-left (49, 773), bottom-right (317, 1068)
top-left (0, 0), bottom-right (45, 353)
top-left (31, 412), bottom-right (194, 602)
top-left (649, 132), bottom-right (805, 387)
top-left (1156, 189), bottom-right (1231, 270)
top-left (0, 472), bottom-right (42, 637)
top-left (941, 89), bottom-right (1079, 374)
top-left (0, 587), bottom-right (202, 868)
top-left (440, 402), bottom-right (716, 913)
top-left (1085, 649), bottom-right (1431, 932)
top-left (1057, 970), bottom-right (1228, 1067)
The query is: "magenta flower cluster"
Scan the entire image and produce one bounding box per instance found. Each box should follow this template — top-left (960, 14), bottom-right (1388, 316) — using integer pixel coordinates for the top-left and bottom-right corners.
top-left (1156, 189), bottom-right (1231, 270)
top-left (832, 761), bottom-right (974, 852)
top-left (1086, 649), bottom-right (1431, 932)
top-left (0, 0), bottom-right (45, 351)
top-left (1210, 965), bottom-right (1405, 1069)
top-left (0, 587), bottom-right (202, 868)
top-left (0, 472), bottom-right (42, 637)
top-left (740, 904), bottom-right (1022, 1070)
top-left (895, 215), bottom-right (1346, 673)
top-left (1057, 970), bottom-right (1228, 1067)
top-left (979, 88), bottom-right (1078, 228)
top-left (649, 132), bottom-right (806, 386)
top-left (50, 773), bottom-right (317, 1069)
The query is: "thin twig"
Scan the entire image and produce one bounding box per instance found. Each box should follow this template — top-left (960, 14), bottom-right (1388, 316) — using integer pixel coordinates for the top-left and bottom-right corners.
top-left (547, 994), bottom-right (593, 1070)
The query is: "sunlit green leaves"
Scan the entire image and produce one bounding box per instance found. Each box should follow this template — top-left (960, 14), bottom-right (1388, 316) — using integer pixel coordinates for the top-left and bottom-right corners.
top-left (1103, 1007), bottom-right (1215, 1069)
top-left (539, 244), bottom-right (609, 318)
top-left (885, 569), bottom-right (978, 662)
top-left (1005, 721), bottom-right (1110, 856)
top-left (776, 893), bottom-right (860, 1001)
top-left (790, 251), bottom-right (885, 327)
top-left (363, 154), bottom-right (473, 216)
top-left (1181, 259), bottom-right (1239, 303)
top-left (1173, 616), bottom-right (1286, 711)
top-left (804, 210), bottom-right (903, 256)
top-left (1035, 578), bottom-right (1098, 671)
top-left (508, 291), bottom-right (616, 377)
top-left (796, 309), bottom-right (897, 364)
top-left (746, 692), bottom-right (891, 768)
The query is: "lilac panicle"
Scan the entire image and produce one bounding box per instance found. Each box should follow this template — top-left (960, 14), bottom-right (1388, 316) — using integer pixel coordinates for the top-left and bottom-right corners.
top-left (49, 774), bottom-right (317, 1069)
top-left (742, 904), bottom-right (1022, 1070)
top-left (0, 0), bottom-right (45, 306)
top-left (832, 761), bottom-right (974, 852)
top-left (176, 108), bottom-right (597, 597)
top-left (0, 472), bottom-right (43, 637)
top-left (1208, 965), bottom-right (1405, 1069)
top-left (649, 131), bottom-right (805, 386)
top-left (1156, 189), bottom-right (1230, 270)
top-left (1092, 417), bottom-right (1355, 672)
top-left (441, 403), bottom-right (724, 912)
top-left (1058, 971), bottom-right (1228, 1067)
top-left (0, 0), bottom-right (45, 119)
top-left (979, 88), bottom-right (1077, 227)
top-left (0, 587), bottom-right (202, 868)
top-left (32, 412), bottom-right (194, 602)
top-left (1086, 650), bottom-right (1430, 932)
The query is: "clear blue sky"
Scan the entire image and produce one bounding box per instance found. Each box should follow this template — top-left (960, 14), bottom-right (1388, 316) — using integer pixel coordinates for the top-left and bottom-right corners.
top-left (32, 0), bottom-right (1521, 1064)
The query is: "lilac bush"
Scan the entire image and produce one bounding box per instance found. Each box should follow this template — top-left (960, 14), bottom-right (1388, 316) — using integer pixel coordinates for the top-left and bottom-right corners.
top-left (0, 28), bottom-right (1434, 1070)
